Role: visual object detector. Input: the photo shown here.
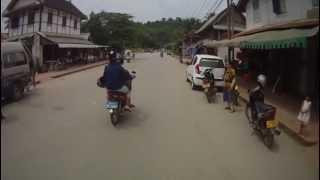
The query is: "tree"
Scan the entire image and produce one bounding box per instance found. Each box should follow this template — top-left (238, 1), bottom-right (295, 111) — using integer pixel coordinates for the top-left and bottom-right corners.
top-left (81, 11), bottom-right (202, 49)
top-left (81, 12), bottom-right (135, 48)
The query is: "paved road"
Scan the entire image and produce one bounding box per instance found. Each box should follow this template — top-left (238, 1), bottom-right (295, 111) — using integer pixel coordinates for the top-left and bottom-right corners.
top-left (1, 53), bottom-right (318, 180)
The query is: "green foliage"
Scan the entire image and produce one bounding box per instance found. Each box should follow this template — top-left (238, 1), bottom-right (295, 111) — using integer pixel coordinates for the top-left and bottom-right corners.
top-left (81, 11), bottom-right (202, 49)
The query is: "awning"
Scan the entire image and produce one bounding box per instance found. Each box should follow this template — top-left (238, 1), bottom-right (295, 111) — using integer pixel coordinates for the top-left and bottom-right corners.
top-left (58, 44), bottom-right (101, 48)
top-left (202, 26), bottom-right (319, 49)
top-left (45, 36), bottom-right (94, 45)
top-left (240, 26), bottom-right (319, 49)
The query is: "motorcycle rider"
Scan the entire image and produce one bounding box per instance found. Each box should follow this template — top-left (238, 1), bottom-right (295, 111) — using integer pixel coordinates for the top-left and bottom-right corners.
top-left (249, 74), bottom-right (267, 119)
top-left (103, 51), bottom-right (135, 111)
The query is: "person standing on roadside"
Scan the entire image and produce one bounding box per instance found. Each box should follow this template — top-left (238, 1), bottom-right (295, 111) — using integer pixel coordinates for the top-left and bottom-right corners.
top-left (29, 57), bottom-right (37, 87)
top-left (297, 96), bottom-right (312, 134)
top-left (223, 63), bottom-right (236, 112)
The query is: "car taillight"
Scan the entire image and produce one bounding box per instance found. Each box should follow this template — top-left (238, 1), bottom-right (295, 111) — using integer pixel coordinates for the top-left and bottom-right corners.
top-left (195, 64), bottom-right (200, 74)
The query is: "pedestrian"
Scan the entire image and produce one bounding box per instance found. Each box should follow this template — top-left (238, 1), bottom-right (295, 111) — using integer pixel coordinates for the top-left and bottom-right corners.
top-left (297, 96), bottom-right (312, 134)
top-left (223, 63), bottom-right (236, 112)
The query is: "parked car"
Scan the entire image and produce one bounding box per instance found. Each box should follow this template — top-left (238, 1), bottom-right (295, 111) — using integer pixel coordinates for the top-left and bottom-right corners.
top-left (186, 54), bottom-right (225, 90)
top-left (1, 42), bottom-right (32, 101)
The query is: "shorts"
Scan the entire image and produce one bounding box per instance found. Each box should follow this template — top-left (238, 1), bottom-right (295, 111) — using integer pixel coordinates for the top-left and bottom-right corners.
top-left (223, 91), bottom-right (231, 102)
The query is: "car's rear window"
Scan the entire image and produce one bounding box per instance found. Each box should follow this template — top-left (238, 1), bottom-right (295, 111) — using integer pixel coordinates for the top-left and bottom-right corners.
top-left (200, 58), bottom-right (224, 68)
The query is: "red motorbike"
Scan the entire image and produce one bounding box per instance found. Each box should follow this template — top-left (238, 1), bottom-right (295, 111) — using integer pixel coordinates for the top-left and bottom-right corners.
top-left (99, 71), bottom-right (136, 126)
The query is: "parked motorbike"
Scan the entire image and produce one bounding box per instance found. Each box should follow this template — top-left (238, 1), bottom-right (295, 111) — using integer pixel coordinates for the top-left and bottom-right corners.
top-left (202, 69), bottom-right (217, 103)
top-left (105, 71), bottom-right (136, 126)
top-left (245, 88), bottom-right (281, 148)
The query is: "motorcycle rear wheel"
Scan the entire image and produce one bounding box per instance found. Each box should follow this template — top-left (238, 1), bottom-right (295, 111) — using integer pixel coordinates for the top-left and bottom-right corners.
top-left (263, 134), bottom-right (274, 148)
top-left (110, 113), bottom-right (119, 126)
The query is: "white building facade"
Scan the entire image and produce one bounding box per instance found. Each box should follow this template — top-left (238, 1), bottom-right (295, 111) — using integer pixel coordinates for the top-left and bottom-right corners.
top-left (2, 0), bottom-right (98, 70)
top-left (243, 0), bottom-right (319, 29)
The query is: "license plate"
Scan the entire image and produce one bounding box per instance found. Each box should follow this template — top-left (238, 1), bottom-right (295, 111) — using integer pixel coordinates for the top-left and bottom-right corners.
top-left (266, 120), bottom-right (277, 128)
top-left (105, 101), bottom-right (119, 109)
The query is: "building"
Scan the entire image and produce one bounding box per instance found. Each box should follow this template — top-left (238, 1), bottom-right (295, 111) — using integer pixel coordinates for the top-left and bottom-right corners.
top-left (238, 0), bottom-right (319, 29)
top-left (182, 5), bottom-right (246, 61)
top-left (2, 0), bottom-right (105, 72)
top-left (201, 0), bottom-right (319, 117)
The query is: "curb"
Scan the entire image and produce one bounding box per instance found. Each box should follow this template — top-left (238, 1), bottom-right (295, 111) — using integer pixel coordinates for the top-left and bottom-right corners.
top-left (238, 95), bottom-right (318, 146)
top-left (51, 62), bottom-right (107, 79)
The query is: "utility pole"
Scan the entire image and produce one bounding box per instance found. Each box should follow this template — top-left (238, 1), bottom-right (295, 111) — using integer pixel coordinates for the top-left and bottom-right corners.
top-left (227, 0), bottom-right (231, 64)
top-left (230, 0), bottom-right (234, 61)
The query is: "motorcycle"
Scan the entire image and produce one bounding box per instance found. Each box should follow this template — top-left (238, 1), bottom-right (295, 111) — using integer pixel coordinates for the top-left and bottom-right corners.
top-left (245, 88), bottom-right (281, 148)
top-left (202, 69), bottom-right (217, 103)
top-left (97, 71), bottom-right (136, 126)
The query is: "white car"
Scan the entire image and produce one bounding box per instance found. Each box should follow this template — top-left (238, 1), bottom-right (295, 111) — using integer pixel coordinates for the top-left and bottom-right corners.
top-left (186, 54), bottom-right (225, 89)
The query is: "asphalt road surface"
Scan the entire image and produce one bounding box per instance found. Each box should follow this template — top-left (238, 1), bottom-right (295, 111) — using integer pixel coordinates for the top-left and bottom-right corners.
top-left (1, 53), bottom-right (318, 180)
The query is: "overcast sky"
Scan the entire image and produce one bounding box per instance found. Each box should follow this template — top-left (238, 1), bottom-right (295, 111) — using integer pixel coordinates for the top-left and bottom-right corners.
top-left (1, 0), bottom-right (234, 32)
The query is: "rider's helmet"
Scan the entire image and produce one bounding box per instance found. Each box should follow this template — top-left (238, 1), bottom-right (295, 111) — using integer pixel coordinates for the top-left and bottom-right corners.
top-left (257, 74), bottom-right (267, 87)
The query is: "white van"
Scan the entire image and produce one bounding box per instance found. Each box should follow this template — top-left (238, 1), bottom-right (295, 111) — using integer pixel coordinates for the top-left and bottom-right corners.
top-left (1, 42), bottom-right (32, 101)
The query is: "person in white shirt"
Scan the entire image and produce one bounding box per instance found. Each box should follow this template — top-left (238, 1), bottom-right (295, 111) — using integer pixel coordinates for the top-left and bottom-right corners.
top-left (297, 96), bottom-right (312, 134)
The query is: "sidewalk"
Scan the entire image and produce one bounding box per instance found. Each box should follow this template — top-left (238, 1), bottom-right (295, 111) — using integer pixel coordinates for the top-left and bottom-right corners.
top-left (37, 61), bottom-right (107, 83)
top-left (237, 79), bottom-right (319, 145)
top-left (173, 55), bottom-right (318, 145)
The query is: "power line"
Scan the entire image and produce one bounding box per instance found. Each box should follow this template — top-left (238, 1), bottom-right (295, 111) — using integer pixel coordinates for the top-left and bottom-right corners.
top-left (212, 0), bottom-right (224, 15)
top-left (191, 0), bottom-right (207, 18)
top-left (201, 0), bottom-right (219, 20)
top-left (207, 0), bottom-right (220, 16)
top-left (201, 0), bottom-right (223, 21)
top-left (195, 0), bottom-right (210, 18)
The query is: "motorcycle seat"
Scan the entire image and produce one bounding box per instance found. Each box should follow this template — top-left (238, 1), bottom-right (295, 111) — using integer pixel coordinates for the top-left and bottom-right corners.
top-left (255, 102), bottom-right (274, 111)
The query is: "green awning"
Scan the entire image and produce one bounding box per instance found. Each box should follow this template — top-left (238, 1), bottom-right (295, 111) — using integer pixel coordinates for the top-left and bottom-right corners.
top-left (202, 26), bottom-right (318, 49)
top-left (240, 27), bottom-right (319, 49)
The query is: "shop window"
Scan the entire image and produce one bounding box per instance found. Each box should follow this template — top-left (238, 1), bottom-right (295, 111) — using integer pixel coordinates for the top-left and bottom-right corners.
top-left (11, 16), bottom-right (19, 29)
top-left (273, 0), bottom-right (287, 14)
top-left (252, 0), bottom-right (261, 22)
top-left (252, 0), bottom-right (259, 10)
top-left (28, 11), bottom-right (35, 24)
top-left (48, 12), bottom-right (53, 24)
top-left (62, 16), bottom-right (67, 26)
top-left (74, 19), bottom-right (77, 29)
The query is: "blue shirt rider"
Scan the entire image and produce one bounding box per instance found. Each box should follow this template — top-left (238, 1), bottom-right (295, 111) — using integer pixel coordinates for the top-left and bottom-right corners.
top-left (103, 51), bottom-right (134, 110)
